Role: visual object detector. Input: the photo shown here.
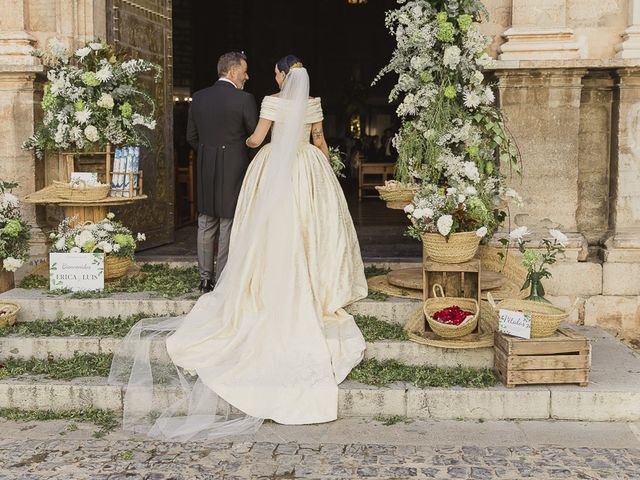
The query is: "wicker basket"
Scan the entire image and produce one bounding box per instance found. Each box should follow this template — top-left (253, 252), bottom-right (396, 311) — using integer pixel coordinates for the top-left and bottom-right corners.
top-left (422, 231), bottom-right (481, 264)
top-left (375, 185), bottom-right (417, 203)
top-left (424, 285), bottom-right (479, 339)
top-left (0, 302), bottom-right (20, 328)
top-left (105, 256), bottom-right (132, 281)
top-left (487, 292), bottom-right (578, 338)
top-left (53, 181), bottom-right (110, 201)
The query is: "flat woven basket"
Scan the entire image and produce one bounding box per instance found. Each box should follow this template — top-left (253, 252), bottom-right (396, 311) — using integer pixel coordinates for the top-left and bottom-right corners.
top-left (53, 181), bottom-right (110, 201)
top-left (424, 285), bottom-right (479, 338)
top-left (0, 302), bottom-right (20, 328)
top-left (487, 292), bottom-right (577, 338)
top-left (375, 185), bottom-right (416, 203)
top-left (422, 231), bottom-right (481, 264)
top-left (105, 256), bottom-right (132, 281)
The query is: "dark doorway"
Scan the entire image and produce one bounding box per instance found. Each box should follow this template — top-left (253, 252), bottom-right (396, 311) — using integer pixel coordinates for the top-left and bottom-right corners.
top-left (167, 0), bottom-right (421, 260)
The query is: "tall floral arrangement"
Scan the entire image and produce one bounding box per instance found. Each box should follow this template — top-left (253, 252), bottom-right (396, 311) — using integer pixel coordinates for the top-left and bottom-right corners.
top-left (0, 182), bottom-right (31, 273)
top-left (374, 0), bottom-right (521, 239)
top-left (23, 39), bottom-right (161, 159)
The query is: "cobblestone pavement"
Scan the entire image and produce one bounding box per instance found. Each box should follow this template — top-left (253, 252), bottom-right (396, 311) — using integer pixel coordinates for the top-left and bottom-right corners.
top-left (0, 419), bottom-right (639, 479)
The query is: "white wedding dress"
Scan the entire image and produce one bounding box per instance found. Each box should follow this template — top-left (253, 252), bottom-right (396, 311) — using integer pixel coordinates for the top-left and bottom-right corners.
top-left (109, 68), bottom-right (368, 440)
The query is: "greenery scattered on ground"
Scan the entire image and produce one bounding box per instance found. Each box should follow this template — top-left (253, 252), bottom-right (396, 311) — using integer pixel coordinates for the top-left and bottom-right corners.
top-left (355, 315), bottom-right (408, 341)
top-left (373, 414), bottom-right (413, 426)
top-left (19, 263), bottom-right (200, 299)
top-left (0, 407), bottom-right (118, 437)
top-left (365, 265), bottom-right (391, 279)
top-left (367, 289), bottom-right (389, 301)
top-left (0, 352), bottom-right (113, 380)
top-left (348, 358), bottom-right (497, 388)
top-left (0, 313), bottom-right (155, 338)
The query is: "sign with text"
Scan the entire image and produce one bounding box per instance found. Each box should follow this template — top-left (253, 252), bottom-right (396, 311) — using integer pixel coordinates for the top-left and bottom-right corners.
top-left (498, 308), bottom-right (532, 339)
top-left (49, 253), bottom-right (104, 292)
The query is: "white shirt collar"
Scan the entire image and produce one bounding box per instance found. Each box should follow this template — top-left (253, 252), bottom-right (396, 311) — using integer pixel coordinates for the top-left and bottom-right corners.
top-left (218, 78), bottom-right (238, 89)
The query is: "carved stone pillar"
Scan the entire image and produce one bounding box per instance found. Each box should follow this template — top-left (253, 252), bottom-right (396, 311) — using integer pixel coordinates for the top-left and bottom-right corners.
top-left (616, 0), bottom-right (640, 59)
top-left (0, 0), bottom-right (37, 66)
top-left (499, 0), bottom-right (583, 61)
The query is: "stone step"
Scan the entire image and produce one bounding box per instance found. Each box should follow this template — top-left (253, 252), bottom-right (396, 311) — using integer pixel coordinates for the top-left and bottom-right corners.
top-left (0, 289), bottom-right (421, 325)
top-left (0, 335), bottom-right (494, 368)
top-left (0, 375), bottom-right (638, 422)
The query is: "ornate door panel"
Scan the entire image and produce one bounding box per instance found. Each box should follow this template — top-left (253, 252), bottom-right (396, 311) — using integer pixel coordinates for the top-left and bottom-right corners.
top-left (107, 0), bottom-right (174, 248)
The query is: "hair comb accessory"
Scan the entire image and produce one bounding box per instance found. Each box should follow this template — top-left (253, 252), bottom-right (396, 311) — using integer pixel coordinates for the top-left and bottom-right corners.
top-left (289, 62), bottom-right (304, 71)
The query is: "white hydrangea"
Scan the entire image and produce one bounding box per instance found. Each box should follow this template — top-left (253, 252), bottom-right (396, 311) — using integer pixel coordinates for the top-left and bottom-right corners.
top-left (436, 215), bottom-right (454, 236)
top-left (97, 93), bottom-right (114, 109)
top-left (84, 125), bottom-right (99, 142)
top-left (443, 46), bottom-right (461, 69)
top-left (2, 257), bottom-right (23, 272)
top-left (463, 162), bottom-right (480, 182)
top-left (74, 229), bottom-right (95, 248)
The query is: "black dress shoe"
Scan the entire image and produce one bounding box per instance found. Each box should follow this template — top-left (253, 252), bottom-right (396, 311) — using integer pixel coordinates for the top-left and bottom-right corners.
top-left (198, 279), bottom-right (213, 293)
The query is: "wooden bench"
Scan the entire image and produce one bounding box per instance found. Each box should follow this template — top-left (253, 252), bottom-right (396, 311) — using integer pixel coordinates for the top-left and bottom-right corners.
top-left (358, 162), bottom-right (395, 200)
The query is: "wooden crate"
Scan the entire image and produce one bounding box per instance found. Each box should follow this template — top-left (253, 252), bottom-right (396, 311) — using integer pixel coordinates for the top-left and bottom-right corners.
top-left (494, 327), bottom-right (591, 388)
top-left (423, 258), bottom-right (481, 304)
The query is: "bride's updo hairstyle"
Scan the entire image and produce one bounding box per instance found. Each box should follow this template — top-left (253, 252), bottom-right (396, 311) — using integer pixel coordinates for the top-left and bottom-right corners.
top-left (277, 54), bottom-right (304, 75)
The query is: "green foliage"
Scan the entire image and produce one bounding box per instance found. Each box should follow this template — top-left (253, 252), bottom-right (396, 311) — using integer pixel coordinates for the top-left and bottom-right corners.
top-left (364, 265), bottom-right (391, 278)
top-left (373, 414), bottom-right (413, 426)
top-left (0, 352), bottom-right (113, 380)
top-left (348, 358), bottom-right (497, 388)
top-left (367, 289), bottom-right (389, 302)
top-left (0, 407), bottom-right (119, 437)
top-left (355, 315), bottom-right (408, 341)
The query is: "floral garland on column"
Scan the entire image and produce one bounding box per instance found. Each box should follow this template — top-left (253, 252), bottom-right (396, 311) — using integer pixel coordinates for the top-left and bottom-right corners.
top-left (374, 0), bottom-right (521, 240)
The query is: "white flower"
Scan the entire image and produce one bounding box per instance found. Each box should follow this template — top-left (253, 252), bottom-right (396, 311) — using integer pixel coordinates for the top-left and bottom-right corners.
top-left (103, 223), bottom-right (114, 232)
top-left (98, 241), bottom-right (113, 253)
top-left (509, 226), bottom-right (531, 241)
top-left (97, 93), bottom-right (114, 109)
top-left (75, 108), bottom-right (92, 124)
top-left (437, 215), bottom-right (454, 237)
top-left (446, 187), bottom-right (457, 195)
top-left (2, 257), bottom-right (23, 272)
top-left (54, 237), bottom-right (66, 251)
top-left (471, 71), bottom-right (484, 85)
top-left (132, 114), bottom-right (156, 130)
top-left (96, 64), bottom-right (113, 82)
top-left (484, 86), bottom-right (495, 104)
top-left (88, 42), bottom-right (104, 51)
top-left (411, 5), bottom-right (423, 17)
top-left (106, 212), bottom-right (115, 220)
top-left (463, 91), bottom-right (481, 109)
top-left (457, 194), bottom-right (467, 204)
top-left (137, 233), bottom-right (146, 242)
top-left (465, 186), bottom-right (478, 195)
top-left (404, 204), bottom-right (415, 214)
top-left (0, 192), bottom-right (19, 210)
top-left (463, 162), bottom-right (480, 181)
top-left (84, 125), bottom-right (99, 142)
top-left (504, 188), bottom-right (523, 207)
top-left (476, 226), bottom-right (488, 238)
top-left (49, 232), bottom-right (56, 239)
top-left (75, 47), bottom-right (91, 59)
top-left (112, 243), bottom-right (121, 253)
top-left (48, 38), bottom-right (69, 62)
top-left (443, 46), bottom-right (461, 69)
top-left (549, 229), bottom-right (568, 246)
top-left (70, 247), bottom-right (81, 254)
top-left (74, 230), bottom-right (95, 248)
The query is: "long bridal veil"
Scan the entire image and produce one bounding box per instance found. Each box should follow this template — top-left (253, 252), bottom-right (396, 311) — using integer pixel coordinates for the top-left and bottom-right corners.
top-left (108, 69), bottom-right (311, 441)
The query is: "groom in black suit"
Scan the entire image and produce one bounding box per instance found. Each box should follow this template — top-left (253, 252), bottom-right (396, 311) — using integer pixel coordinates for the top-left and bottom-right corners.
top-left (187, 51), bottom-right (258, 292)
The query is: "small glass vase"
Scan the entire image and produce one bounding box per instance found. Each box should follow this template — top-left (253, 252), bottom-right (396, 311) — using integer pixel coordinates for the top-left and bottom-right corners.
top-left (524, 273), bottom-right (550, 303)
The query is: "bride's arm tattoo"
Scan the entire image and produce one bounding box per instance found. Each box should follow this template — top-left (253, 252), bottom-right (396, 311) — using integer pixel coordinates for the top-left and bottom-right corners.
top-left (312, 127), bottom-right (323, 140)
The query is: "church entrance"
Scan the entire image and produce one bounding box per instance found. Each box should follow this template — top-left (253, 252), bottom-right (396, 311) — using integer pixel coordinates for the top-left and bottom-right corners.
top-left (167, 0), bottom-right (420, 260)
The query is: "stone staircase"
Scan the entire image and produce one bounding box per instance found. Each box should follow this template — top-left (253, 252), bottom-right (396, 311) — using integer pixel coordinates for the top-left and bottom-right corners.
top-left (1, 285), bottom-right (639, 423)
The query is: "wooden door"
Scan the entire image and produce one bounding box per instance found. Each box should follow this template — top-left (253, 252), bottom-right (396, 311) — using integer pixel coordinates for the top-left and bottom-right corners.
top-left (107, 0), bottom-right (174, 248)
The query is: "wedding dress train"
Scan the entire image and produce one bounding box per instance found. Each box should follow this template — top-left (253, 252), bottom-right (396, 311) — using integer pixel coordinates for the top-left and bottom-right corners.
top-left (109, 68), bottom-right (368, 440)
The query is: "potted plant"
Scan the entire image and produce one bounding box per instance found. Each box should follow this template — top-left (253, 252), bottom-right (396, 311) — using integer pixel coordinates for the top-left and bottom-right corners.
top-left (49, 213), bottom-right (145, 280)
top-left (404, 183), bottom-right (502, 263)
top-left (0, 181), bottom-right (31, 293)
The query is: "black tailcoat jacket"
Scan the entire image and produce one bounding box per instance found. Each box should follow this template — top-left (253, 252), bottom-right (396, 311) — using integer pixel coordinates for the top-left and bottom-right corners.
top-left (187, 80), bottom-right (259, 218)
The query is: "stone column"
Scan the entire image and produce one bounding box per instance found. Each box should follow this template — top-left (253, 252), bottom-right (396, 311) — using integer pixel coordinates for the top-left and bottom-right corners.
top-left (616, 0), bottom-right (640, 59)
top-left (0, 0), bottom-right (37, 65)
top-left (499, 0), bottom-right (583, 61)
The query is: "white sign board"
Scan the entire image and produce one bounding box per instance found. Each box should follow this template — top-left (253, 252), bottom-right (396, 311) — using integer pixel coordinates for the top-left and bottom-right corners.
top-left (498, 309), bottom-right (532, 339)
top-left (70, 172), bottom-right (98, 183)
top-left (49, 253), bottom-right (104, 292)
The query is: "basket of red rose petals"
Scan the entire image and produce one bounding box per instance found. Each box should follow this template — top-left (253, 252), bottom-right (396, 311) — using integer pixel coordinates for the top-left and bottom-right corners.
top-left (424, 284), bottom-right (479, 338)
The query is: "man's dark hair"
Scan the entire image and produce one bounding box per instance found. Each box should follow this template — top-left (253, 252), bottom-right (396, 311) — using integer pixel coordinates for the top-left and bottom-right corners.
top-left (217, 51), bottom-right (247, 77)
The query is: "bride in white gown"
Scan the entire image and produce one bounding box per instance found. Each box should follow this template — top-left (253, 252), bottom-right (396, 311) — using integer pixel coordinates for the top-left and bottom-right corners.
top-left (108, 55), bottom-right (368, 440)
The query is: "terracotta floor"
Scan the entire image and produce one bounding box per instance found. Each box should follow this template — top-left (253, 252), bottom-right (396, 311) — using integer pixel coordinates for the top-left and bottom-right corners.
top-left (139, 182), bottom-right (421, 261)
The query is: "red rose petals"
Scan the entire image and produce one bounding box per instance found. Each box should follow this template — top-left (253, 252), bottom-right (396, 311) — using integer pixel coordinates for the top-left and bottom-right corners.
top-left (432, 305), bottom-right (473, 326)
